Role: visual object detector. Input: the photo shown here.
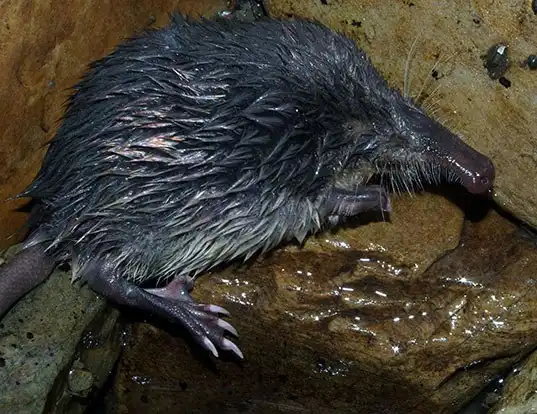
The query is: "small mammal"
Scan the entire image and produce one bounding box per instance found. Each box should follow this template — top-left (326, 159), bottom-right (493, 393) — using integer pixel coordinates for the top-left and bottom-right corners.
top-left (0, 15), bottom-right (494, 358)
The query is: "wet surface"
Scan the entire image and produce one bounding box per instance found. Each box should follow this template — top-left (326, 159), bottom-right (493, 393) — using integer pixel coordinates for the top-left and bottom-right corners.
top-left (484, 44), bottom-right (510, 80)
top-left (488, 352), bottom-right (537, 413)
top-left (101, 197), bottom-right (537, 413)
top-left (0, 244), bottom-right (113, 413)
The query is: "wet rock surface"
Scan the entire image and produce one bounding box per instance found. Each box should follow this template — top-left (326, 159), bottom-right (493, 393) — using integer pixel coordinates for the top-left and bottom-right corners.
top-left (50, 308), bottom-right (124, 414)
top-left (0, 246), bottom-right (105, 413)
top-left (102, 196), bottom-right (537, 413)
top-left (0, 253), bottom-right (124, 414)
top-left (489, 348), bottom-right (537, 413)
top-left (265, 0), bottom-right (537, 230)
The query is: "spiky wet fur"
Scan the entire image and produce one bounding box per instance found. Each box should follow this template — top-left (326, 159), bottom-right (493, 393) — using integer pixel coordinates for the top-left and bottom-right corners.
top-left (20, 15), bottom-right (487, 285)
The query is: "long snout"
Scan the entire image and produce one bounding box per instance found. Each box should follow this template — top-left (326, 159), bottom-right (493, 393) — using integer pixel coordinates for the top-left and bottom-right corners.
top-left (435, 128), bottom-right (495, 195)
top-left (400, 103), bottom-right (495, 195)
top-left (438, 132), bottom-right (495, 194)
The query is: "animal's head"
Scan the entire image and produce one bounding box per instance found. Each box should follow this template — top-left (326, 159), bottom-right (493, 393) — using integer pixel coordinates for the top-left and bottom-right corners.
top-left (316, 38), bottom-right (496, 197)
top-left (340, 94), bottom-right (495, 196)
top-left (265, 19), bottom-right (495, 197)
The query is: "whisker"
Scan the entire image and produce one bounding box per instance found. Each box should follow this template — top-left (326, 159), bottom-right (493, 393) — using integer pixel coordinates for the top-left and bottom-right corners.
top-left (424, 96), bottom-right (444, 113)
top-left (414, 60), bottom-right (441, 105)
top-left (427, 106), bottom-right (443, 120)
top-left (414, 50), bottom-right (457, 105)
top-left (404, 32), bottom-right (422, 99)
top-left (420, 83), bottom-right (443, 110)
top-left (371, 158), bottom-right (464, 197)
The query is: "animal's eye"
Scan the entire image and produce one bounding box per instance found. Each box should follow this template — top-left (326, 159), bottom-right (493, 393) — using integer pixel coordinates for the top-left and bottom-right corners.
top-left (346, 121), bottom-right (369, 135)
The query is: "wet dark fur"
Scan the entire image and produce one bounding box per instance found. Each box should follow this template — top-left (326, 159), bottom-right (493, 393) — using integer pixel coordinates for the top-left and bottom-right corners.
top-left (19, 15), bottom-right (493, 285)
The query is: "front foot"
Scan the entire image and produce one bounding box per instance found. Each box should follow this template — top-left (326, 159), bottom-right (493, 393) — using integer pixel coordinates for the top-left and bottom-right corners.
top-left (84, 265), bottom-right (243, 359)
top-left (327, 185), bottom-right (391, 216)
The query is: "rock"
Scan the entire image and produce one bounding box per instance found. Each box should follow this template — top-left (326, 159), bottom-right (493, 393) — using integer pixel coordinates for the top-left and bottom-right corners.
top-left (265, 0), bottom-right (537, 230)
top-left (0, 253), bottom-right (105, 413)
top-left (50, 308), bottom-right (124, 414)
top-left (0, 244), bottom-right (124, 414)
top-left (409, 209), bottom-right (537, 412)
top-left (0, 0), bottom-right (228, 249)
top-left (105, 196), bottom-right (537, 413)
top-left (489, 348), bottom-right (537, 413)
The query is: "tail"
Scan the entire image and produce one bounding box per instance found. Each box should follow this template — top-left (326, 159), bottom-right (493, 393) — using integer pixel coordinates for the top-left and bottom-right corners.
top-left (0, 245), bottom-right (56, 316)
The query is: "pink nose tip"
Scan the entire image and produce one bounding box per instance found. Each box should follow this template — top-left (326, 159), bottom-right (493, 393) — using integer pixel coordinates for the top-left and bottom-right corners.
top-left (465, 157), bottom-right (495, 195)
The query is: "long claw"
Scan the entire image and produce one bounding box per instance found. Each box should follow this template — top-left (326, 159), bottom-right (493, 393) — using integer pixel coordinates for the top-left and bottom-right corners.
top-left (84, 268), bottom-right (241, 359)
top-left (222, 338), bottom-right (244, 359)
top-left (383, 194), bottom-right (392, 213)
top-left (203, 337), bottom-right (219, 358)
top-left (217, 319), bottom-right (238, 337)
top-left (204, 304), bottom-right (230, 316)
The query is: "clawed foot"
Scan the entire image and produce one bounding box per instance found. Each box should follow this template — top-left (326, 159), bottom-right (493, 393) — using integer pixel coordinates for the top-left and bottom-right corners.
top-left (327, 185), bottom-right (391, 217)
top-left (145, 276), bottom-right (243, 359)
top-left (83, 264), bottom-right (243, 359)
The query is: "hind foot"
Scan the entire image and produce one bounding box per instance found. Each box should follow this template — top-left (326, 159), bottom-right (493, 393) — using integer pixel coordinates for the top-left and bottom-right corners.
top-left (83, 264), bottom-right (242, 359)
top-left (146, 277), bottom-right (242, 358)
